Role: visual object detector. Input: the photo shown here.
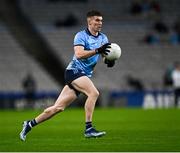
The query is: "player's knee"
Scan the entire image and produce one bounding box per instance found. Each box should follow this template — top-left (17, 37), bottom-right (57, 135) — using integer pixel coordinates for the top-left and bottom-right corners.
top-left (88, 89), bottom-right (99, 98)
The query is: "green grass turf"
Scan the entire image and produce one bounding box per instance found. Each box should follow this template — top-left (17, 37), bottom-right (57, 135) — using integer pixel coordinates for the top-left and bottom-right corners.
top-left (0, 108), bottom-right (180, 152)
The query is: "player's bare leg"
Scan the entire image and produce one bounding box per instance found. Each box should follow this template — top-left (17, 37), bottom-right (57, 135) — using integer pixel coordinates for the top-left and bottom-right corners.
top-left (72, 76), bottom-right (98, 122)
top-left (72, 76), bottom-right (106, 138)
top-left (20, 85), bottom-right (77, 141)
top-left (35, 85), bottom-right (77, 123)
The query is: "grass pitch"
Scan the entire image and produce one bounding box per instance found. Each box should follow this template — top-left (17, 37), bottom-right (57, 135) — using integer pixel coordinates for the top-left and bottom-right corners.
top-left (0, 108), bottom-right (180, 152)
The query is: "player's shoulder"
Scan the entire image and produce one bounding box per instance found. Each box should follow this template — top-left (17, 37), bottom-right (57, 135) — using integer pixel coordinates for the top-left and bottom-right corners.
top-left (75, 29), bottom-right (86, 37)
top-left (99, 31), bottom-right (107, 38)
top-left (99, 32), bottom-right (108, 43)
top-left (74, 30), bottom-right (87, 41)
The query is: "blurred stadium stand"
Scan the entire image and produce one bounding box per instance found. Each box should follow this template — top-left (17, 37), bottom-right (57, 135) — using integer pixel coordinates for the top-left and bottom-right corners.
top-left (0, 24), bottom-right (60, 92)
top-left (0, 0), bottom-right (180, 108)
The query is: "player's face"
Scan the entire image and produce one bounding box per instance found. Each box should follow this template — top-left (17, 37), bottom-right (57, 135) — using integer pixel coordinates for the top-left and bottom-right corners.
top-left (88, 16), bottom-right (103, 33)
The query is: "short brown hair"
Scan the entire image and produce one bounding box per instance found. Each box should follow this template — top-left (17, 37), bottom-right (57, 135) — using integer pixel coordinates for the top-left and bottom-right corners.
top-left (86, 10), bottom-right (102, 18)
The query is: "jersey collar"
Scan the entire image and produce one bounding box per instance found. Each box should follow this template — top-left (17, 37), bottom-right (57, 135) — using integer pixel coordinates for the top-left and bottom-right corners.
top-left (85, 28), bottom-right (100, 38)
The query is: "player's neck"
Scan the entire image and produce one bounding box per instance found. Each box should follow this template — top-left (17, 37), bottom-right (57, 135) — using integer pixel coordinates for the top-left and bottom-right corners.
top-left (88, 28), bottom-right (98, 36)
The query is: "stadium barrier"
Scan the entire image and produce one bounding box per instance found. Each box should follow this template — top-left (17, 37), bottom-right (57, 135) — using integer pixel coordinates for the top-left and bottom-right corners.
top-left (0, 90), bottom-right (176, 109)
top-left (109, 90), bottom-right (175, 108)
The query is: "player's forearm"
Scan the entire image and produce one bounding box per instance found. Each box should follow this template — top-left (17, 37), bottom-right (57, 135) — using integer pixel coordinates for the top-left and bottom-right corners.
top-left (75, 50), bottom-right (96, 59)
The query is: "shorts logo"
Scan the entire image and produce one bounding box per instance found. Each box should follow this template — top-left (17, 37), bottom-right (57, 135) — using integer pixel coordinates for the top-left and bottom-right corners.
top-left (73, 69), bottom-right (79, 74)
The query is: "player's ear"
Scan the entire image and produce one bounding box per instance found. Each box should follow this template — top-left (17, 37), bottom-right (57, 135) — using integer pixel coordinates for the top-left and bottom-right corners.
top-left (87, 17), bottom-right (92, 25)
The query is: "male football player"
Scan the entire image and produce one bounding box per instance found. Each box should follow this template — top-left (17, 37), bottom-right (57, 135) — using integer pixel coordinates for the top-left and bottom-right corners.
top-left (20, 10), bottom-right (115, 141)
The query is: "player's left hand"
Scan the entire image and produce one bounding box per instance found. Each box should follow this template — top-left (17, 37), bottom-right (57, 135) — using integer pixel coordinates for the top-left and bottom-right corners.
top-left (104, 58), bottom-right (115, 67)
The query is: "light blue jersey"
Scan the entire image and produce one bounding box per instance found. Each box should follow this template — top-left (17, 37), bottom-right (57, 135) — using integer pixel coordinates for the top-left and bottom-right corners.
top-left (66, 29), bottom-right (108, 77)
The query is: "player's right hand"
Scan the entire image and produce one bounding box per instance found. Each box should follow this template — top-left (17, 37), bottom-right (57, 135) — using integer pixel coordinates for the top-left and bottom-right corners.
top-left (95, 43), bottom-right (111, 55)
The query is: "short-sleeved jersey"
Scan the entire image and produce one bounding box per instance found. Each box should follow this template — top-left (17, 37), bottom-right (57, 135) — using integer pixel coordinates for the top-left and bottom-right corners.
top-left (66, 28), bottom-right (108, 77)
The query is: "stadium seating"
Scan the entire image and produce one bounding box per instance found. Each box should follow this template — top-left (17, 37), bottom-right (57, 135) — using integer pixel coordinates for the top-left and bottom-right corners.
top-left (0, 24), bottom-right (60, 92)
top-left (38, 24), bottom-right (180, 90)
top-left (1, 0), bottom-right (180, 92)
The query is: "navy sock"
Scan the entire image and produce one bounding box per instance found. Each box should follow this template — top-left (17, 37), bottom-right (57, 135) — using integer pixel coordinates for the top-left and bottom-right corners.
top-left (85, 121), bottom-right (92, 130)
top-left (29, 119), bottom-right (37, 128)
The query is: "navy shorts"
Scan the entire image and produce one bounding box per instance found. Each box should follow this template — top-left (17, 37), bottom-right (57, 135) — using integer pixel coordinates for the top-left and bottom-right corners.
top-left (64, 69), bottom-right (86, 96)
